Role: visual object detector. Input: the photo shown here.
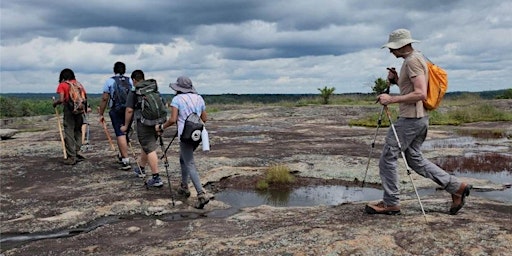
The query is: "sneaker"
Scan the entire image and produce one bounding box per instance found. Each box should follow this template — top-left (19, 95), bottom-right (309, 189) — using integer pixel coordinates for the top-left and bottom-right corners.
top-left (119, 162), bottom-right (131, 170)
top-left (177, 185), bottom-right (191, 198)
top-left (365, 201), bottom-right (401, 215)
top-left (450, 183), bottom-right (472, 215)
top-left (63, 157), bottom-right (76, 165)
top-left (133, 167), bottom-right (146, 178)
top-left (117, 154), bottom-right (123, 164)
top-left (146, 175), bottom-right (163, 188)
top-left (194, 192), bottom-right (214, 209)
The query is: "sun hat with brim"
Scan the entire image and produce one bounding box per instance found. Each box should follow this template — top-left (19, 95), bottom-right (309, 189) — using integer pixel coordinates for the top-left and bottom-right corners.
top-left (381, 29), bottom-right (420, 49)
top-left (169, 76), bottom-right (197, 94)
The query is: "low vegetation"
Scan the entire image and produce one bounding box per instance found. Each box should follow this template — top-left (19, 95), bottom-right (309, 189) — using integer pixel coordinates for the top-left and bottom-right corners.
top-left (256, 164), bottom-right (295, 190)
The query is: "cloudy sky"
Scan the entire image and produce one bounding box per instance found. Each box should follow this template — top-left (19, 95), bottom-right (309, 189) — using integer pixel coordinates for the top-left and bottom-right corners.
top-left (1, 0), bottom-right (511, 95)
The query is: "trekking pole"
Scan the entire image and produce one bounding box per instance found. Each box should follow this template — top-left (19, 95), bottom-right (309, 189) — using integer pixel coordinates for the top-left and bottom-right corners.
top-left (361, 84), bottom-right (390, 188)
top-left (158, 134), bottom-right (175, 206)
top-left (384, 106), bottom-right (428, 223)
top-left (162, 131), bottom-right (178, 158)
top-left (52, 97), bottom-right (67, 159)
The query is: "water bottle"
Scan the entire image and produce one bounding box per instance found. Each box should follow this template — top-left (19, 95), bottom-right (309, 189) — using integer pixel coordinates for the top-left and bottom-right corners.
top-left (202, 128), bottom-right (210, 152)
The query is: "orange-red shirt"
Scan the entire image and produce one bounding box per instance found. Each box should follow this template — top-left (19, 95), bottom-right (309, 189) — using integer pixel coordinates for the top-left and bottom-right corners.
top-left (56, 80), bottom-right (87, 102)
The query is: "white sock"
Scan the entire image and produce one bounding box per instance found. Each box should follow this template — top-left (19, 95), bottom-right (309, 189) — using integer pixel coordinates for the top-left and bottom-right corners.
top-left (122, 158), bottom-right (130, 165)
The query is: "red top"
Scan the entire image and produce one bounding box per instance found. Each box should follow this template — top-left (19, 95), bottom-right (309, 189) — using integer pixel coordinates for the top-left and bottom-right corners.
top-left (56, 80), bottom-right (87, 102)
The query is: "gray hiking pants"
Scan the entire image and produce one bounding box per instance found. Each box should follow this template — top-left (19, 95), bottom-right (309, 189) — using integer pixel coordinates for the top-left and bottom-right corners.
top-left (179, 141), bottom-right (204, 194)
top-left (379, 116), bottom-right (462, 206)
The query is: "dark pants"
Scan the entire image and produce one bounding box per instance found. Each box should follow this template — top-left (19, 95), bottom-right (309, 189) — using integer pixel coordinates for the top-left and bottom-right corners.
top-left (63, 107), bottom-right (83, 158)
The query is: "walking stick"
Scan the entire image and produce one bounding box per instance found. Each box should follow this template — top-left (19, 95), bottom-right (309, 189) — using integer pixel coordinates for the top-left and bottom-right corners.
top-left (384, 105), bottom-right (428, 223)
top-left (361, 84), bottom-right (390, 188)
top-left (100, 119), bottom-right (116, 151)
top-left (158, 134), bottom-right (175, 206)
top-left (52, 97), bottom-right (67, 159)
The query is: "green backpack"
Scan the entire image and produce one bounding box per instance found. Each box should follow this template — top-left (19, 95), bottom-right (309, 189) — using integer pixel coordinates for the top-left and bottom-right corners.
top-left (135, 79), bottom-right (167, 126)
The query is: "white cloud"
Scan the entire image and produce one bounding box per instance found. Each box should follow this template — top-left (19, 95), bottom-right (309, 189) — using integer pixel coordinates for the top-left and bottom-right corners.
top-left (1, 0), bottom-right (511, 94)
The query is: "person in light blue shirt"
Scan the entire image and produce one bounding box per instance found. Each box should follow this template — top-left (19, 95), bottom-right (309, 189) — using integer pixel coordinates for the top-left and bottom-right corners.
top-left (98, 61), bottom-right (134, 170)
top-left (157, 76), bottom-right (212, 209)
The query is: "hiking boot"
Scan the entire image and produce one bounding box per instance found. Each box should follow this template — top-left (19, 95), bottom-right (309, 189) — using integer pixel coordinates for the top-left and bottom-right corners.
top-left (450, 183), bottom-right (472, 215)
top-left (76, 154), bottom-right (86, 162)
top-left (133, 167), bottom-right (146, 178)
top-left (194, 192), bottom-right (214, 209)
top-left (145, 175), bottom-right (163, 188)
top-left (365, 201), bottom-right (401, 215)
top-left (63, 157), bottom-right (76, 165)
top-left (177, 184), bottom-right (191, 198)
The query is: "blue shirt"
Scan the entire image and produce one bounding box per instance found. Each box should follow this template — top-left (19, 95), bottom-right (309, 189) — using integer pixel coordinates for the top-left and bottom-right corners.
top-left (102, 74), bottom-right (134, 108)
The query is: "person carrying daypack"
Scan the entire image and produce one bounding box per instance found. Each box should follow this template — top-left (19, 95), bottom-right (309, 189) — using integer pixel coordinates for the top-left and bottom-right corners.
top-left (367, 28), bottom-right (471, 216)
top-left (157, 76), bottom-right (213, 209)
top-left (53, 68), bottom-right (88, 165)
top-left (98, 61), bottom-right (134, 170)
top-left (121, 70), bottom-right (168, 188)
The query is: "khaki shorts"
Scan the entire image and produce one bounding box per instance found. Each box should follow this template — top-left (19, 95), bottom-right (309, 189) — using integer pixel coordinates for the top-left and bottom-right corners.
top-left (136, 120), bottom-right (158, 154)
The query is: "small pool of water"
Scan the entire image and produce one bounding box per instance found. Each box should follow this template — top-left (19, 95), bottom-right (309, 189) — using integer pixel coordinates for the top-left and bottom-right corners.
top-left (210, 169), bottom-right (511, 218)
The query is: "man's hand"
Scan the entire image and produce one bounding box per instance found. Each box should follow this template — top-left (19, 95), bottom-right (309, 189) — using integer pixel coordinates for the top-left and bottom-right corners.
top-left (377, 93), bottom-right (393, 106)
top-left (387, 67), bottom-right (398, 84)
top-left (120, 124), bottom-right (127, 133)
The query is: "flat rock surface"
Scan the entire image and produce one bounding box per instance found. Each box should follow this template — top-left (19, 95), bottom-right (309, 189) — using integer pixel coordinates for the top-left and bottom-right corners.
top-left (1, 102), bottom-right (511, 255)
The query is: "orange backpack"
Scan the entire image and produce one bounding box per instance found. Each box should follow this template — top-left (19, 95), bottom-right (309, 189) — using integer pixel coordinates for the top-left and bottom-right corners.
top-left (423, 57), bottom-right (448, 110)
top-left (66, 81), bottom-right (87, 114)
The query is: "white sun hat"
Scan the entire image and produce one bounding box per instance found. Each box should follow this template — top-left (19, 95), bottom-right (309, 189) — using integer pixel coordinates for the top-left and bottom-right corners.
top-left (382, 29), bottom-right (420, 49)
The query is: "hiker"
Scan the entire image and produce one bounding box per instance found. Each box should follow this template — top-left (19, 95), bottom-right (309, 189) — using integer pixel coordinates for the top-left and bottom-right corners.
top-left (81, 105), bottom-right (92, 151)
top-left (120, 70), bottom-right (165, 187)
top-left (53, 68), bottom-right (87, 165)
top-left (366, 29), bottom-right (472, 215)
top-left (98, 61), bottom-right (133, 170)
top-left (157, 76), bottom-right (213, 209)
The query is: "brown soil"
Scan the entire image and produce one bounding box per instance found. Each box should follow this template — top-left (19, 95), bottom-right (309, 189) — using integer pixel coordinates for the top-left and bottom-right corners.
top-left (1, 102), bottom-right (511, 255)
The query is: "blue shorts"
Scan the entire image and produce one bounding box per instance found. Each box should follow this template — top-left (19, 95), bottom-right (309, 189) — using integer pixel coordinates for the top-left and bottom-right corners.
top-left (109, 108), bottom-right (130, 137)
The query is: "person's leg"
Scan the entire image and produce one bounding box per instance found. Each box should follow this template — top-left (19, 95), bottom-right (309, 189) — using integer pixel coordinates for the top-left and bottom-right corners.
top-left (378, 126), bottom-right (401, 206)
top-left (404, 117), bottom-right (470, 214)
top-left (63, 108), bottom-right (76, 162)
top-left (179, 142), bottom-right (203, 194)
top-left (74, 114), bottom-right (83, 154)
top-left (138, 123), bottom-right (162, 187)
top-left (405, 117), bottom-right (462, 193)
top-left (109, 109), bottom-right (130, 168)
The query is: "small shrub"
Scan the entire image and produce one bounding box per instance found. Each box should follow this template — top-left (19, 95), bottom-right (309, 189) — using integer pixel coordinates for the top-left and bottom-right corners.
top-left (265, 164), bottom-right (295, 184)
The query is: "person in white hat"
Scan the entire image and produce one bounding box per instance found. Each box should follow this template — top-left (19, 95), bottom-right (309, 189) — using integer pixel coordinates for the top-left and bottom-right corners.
top-left (366, 29), bottom-right (471, 215)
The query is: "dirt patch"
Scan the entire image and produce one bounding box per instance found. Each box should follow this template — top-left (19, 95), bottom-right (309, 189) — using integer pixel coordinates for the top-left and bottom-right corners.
top-left (1, 104), bottom-right (511, 255)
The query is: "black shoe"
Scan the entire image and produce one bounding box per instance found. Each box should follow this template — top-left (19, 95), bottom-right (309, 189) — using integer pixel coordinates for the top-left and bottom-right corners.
top-left (63, 157), bottom-right (77, 165)
top-left (76, 154), bottom-right (86, 162)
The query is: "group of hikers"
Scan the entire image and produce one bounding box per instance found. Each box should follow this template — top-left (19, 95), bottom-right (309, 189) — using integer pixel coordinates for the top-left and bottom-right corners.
top-left (52, 62), bottom-right (212, 209)
top-left (52, 29), bottom-right (471, 215)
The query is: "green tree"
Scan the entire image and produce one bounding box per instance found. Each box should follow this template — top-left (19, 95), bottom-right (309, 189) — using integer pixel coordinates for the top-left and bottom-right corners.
top-left (318, 86), bottom-right (335, 104)
top-left (372, 78), bottom-right (389, 94)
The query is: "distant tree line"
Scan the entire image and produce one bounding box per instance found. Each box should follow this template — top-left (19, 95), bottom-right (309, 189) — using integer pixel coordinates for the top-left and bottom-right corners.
top-left (1, 89), bottom-right (511, 118)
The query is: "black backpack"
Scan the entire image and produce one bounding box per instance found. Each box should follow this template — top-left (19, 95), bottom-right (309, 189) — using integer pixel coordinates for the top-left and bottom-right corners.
top-left (135, 79), bottom-right (167, 126)
top-left (181, 112), bottom-right (204, 144)
top-left (111, 76), bottom-right (131, 111)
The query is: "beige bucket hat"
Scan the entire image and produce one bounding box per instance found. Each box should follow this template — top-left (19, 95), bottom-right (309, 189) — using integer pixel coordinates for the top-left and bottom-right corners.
top-left (381, 29), bottom-right (420, 49)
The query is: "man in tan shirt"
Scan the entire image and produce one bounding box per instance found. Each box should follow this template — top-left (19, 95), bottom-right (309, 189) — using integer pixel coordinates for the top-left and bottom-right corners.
top-left (366, 29), bottom-right (471, 215)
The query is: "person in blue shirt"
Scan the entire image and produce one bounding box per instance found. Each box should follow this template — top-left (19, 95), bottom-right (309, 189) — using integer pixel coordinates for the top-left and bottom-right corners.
top-left (98, 61), bottom-right (134, 170)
